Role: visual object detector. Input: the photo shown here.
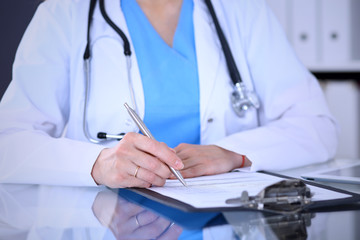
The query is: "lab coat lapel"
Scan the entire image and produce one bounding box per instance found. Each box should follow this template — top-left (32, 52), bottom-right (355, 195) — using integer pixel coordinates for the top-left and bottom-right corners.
top-left (103, 0), bottom-right (145, 118)
top-left (193, 1), bottom-right (222, 122)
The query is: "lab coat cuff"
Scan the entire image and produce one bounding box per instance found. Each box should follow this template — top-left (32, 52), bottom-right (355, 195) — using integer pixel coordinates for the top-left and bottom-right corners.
top-left (78, 144), bottom-right (105, 187)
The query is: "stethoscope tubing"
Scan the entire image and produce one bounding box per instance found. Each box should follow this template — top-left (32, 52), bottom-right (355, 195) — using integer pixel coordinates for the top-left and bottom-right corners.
top-left (82, 0), bottom-right (260, 143)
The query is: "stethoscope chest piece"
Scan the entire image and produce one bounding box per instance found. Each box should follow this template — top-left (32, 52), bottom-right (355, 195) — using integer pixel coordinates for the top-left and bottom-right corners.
top-left (231, 82), bottom-right (260, 117)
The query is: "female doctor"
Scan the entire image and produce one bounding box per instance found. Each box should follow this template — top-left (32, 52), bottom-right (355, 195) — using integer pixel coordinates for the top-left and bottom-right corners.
top-left (0, 0), bottom-right (337, 188)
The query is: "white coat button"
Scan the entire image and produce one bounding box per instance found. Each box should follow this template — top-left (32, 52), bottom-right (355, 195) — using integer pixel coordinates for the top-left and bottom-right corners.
top-left (207, 118), bottom-right (214, 123)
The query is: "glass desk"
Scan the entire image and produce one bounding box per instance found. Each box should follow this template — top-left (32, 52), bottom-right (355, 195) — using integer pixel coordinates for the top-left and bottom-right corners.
top-left (1, 159), bottom-right (360, 240)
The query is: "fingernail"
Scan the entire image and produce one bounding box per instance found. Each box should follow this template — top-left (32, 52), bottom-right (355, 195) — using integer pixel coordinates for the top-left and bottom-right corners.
top-left (176, 160), bottom-right (184, 169)
top-left (169, 147), bottom-right (176, 153)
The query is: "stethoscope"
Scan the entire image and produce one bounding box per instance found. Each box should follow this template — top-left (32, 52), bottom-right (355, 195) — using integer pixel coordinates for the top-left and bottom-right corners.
top-left (83, 0), bottom-right (260, 144)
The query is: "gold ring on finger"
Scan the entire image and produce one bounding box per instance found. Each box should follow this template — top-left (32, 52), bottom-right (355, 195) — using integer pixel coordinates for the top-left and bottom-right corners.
top-left (134, 166), bottom-right (140, 178)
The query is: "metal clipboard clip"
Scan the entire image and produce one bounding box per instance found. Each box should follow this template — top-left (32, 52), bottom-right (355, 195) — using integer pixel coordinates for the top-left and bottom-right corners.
top-left (225, 179), bottom-right (313, 214)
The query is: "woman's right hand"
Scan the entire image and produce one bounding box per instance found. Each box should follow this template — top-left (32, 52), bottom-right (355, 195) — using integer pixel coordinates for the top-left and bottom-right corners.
top-left (91, 132), bottom-right (184, 188)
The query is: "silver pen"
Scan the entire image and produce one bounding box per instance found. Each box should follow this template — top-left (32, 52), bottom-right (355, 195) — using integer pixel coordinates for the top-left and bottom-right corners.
top-left (124, 103), bottom-right (188, 187)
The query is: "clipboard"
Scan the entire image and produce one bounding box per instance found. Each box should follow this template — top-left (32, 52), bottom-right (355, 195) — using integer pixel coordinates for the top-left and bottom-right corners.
top-left (121, 171), bottom-right (360, 213)
top-left (262, 171), bottom-right (360, 211)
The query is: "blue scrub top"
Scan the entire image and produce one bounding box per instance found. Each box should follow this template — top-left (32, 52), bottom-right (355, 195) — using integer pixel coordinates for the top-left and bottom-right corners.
top-left (121, 0), bottom-right (200, 148)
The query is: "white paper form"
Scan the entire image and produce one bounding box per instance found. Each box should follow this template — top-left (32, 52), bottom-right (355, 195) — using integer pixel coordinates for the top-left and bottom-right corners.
top-left (149, 172), bottom-right (350, 209)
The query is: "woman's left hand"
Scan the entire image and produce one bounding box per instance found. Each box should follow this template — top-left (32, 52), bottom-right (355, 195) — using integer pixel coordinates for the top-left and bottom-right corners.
top-left (173, 144), bottom-right (250, 178)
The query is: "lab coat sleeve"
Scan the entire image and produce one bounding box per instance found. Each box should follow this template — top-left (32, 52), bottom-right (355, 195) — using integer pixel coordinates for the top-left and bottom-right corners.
top-left (215, 0), bottom-right (338, 171)
top-left (0, 1), bottom-right (103, 186)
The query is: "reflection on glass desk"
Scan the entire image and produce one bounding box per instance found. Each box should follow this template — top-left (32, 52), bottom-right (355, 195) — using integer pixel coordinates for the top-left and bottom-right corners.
top-left (280, 159), bottom-right (360, 195)
top-left (0, 180), bottom-right (360, 240)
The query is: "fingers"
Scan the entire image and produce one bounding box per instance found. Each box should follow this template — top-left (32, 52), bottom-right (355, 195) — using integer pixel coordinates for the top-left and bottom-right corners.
top-left (127, 175), bottom-right (152, 188)
top-left (123, 163), bottom-right (166, 187)
top-left (93, 188), bottom-right (182, 240)
top-left (132, 210), bottom-right (159, 228)
top-left (157, 223), bottom-right (183, 240)
top-left (91, 132), bottom-right (184, 188)
top-left (106, 199), bottom-right (145, 236)
top-left (127, 133), bottom-right (184, 170)
top-left (131, 165), bottom-right (167, 187)
top-left (112, 208), bottom-right (181, 239)
top-left (132, 216), bottom-right (176, 239)
top-left (129, 149), bottom-right (172, 179)
top-left (175, 143), bottom-right (200, 161)
top-left (173, 144), bottom-right (245, 178)
top-left (122, 133), bottom-right (185, 186)
top-left (180, 164), bottom-right (211, 178)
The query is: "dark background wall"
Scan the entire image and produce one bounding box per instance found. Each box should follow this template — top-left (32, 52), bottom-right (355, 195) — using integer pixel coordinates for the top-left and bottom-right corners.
top-left (0, 0), bottom-right (43, 100)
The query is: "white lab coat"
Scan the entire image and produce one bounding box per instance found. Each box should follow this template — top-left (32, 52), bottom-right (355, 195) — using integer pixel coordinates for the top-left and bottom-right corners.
top-left (0, 0), bottom-right (337, 186)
